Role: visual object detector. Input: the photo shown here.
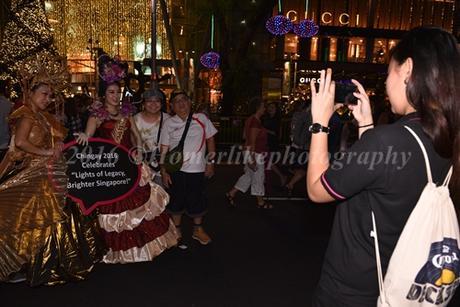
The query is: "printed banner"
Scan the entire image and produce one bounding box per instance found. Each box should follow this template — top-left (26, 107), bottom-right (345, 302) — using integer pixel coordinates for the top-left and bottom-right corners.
top-left (63, 138), bottom-right (141, 215)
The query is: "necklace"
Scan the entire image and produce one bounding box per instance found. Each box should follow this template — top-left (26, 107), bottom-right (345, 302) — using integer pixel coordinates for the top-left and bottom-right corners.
top-left (108, 110), bottom-right (120, 117)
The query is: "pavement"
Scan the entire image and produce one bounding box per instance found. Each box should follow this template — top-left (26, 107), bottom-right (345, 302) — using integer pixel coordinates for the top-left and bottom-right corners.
top-left (1, 165), bottom-right (459, 307)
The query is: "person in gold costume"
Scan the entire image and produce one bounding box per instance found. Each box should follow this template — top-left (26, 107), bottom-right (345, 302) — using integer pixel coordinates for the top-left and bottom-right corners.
top-left (0, 74), bottom-right (104, 286)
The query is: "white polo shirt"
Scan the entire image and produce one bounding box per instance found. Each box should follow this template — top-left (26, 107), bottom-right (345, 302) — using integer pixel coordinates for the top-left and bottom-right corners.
top-left (160, 112), bottom-right (217, 173)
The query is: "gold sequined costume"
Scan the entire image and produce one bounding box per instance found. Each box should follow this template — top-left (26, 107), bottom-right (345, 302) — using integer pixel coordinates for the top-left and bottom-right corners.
top-left (0, 105), bottom-right (104, 286)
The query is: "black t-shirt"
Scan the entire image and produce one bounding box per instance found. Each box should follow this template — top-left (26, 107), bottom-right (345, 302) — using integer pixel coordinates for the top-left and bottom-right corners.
top-left (317, 113), bottom-right (451, 306)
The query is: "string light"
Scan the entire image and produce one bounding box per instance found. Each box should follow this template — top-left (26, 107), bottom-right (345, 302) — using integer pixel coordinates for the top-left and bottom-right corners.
top-left (42, 0), bottom-right (172, 64)
top-left (293, 20), bottom-right (318, 38)
top-left (265, 0), bottom-right (292, 36)
top-left (200, 51), bottom-right (220, 69)
top-left (201, 14), bottom-right (220, 69)
top-left (266, 15), bottom-right (293, 36)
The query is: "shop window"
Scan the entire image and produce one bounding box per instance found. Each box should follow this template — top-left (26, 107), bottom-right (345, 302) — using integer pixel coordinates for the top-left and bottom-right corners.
top-left (284, 33), bottom-right (299, 56)
top-left (347, 37), bottom-right (366, 62)
top-left (329, 37), bottom-right (337, 62)
top-left (310, 37), bottom-right (319, 61)
top-left (372, 39), bottom-right (399, 64)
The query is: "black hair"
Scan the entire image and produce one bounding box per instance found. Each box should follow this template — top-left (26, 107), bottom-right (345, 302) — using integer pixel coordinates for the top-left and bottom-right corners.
top-left (248, 97), bottom-right (264, 115)
top-left (390, 26), bottom-right (460, 204)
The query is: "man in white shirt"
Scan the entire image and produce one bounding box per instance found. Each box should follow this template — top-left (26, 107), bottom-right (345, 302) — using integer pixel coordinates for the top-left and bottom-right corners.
top-left (160, 90), bottom-right (217, 247)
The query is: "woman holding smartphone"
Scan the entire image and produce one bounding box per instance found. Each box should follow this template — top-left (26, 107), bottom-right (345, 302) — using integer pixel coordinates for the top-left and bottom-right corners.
top-left (307, 27), bottom-right (459, 306)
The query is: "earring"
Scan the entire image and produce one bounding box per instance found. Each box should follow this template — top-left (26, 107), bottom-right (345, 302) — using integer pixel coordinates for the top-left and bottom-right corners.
top-left (404, 79), bottom-right (408, 85)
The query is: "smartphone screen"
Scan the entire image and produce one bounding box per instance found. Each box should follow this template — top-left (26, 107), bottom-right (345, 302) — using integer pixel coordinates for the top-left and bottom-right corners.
top-left (335, 82), bottom-right (358, 105)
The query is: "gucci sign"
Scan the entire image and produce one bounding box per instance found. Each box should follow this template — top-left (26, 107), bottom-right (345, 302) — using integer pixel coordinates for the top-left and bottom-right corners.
top-left (286, 10), bottom-right (359, 26)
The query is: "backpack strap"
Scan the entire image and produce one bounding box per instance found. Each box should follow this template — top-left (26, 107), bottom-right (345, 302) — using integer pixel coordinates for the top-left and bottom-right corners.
top-left (370, 210), bottom-right (387, 303)
top-left (443, 166), bottom-right (453, 187)
top-left (404, 125), bottom-right (433, 183)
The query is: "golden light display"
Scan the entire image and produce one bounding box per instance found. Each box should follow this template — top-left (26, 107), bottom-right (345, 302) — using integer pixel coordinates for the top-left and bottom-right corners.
top-left (44, 0), bottom-right (172, 71)
top-left (0, 0), bottom-right (62, 85)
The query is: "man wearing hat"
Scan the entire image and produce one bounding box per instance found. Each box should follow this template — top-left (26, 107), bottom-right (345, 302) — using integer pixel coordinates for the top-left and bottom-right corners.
top-left (133, 88), bottom-right (168, 184)
top-left (159, 90), bottom-right (217, 247)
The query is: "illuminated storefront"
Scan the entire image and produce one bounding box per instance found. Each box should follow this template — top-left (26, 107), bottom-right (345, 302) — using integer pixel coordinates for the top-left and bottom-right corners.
top-left (268, 0), bottom-right (457, 97)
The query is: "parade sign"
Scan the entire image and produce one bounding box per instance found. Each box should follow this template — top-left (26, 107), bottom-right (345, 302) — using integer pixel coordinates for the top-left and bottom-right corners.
top-left (63, 138), bottom-right (141, 215)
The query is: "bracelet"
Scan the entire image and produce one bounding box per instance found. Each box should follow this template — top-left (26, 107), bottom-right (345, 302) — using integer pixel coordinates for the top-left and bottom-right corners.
top-left (358, 123), bottom-right (374, 128)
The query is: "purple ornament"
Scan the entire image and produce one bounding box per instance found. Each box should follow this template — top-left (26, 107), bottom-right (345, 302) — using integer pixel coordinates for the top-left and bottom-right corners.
top-left (293, 19), bottom-right (319, 38)
top-left (200, 51), bottom-right (220, 69)
top-left (265, 15), bottom-right (293, 36)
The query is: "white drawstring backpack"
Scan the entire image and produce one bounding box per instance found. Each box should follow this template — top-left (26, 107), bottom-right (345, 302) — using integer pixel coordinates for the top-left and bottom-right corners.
top-left (371, 125), bottom-right (460, 306)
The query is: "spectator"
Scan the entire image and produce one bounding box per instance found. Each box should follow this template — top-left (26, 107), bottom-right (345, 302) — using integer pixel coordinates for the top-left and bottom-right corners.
top-left (263, 101), bottom-right (287, 187)
top-left (160, 90), bottom-right (217, 247)
top-left (226, 97), bottom-right (272, 209)
top-left (285, 99), bottom-right (311, 196)
top-left (134, 89), bottom-right (169, 185)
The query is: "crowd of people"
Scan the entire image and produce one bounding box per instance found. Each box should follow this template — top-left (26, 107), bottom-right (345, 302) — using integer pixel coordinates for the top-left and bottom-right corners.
top-left (0, 26), bottom-right (459, 307)
top-left (0, 56), bottom-right (217, 285)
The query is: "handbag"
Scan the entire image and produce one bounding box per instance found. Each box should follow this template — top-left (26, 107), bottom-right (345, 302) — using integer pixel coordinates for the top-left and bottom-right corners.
top-left (163, 112), bottom-right (192, 173)
top-left (372, 125), bottom-right (460, 307)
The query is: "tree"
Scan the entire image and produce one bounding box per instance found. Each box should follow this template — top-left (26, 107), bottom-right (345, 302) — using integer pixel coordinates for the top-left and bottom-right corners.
top-left (0, 0), bottom-right (60, 83)
top-left (192, 0), bottom-right (277, 115)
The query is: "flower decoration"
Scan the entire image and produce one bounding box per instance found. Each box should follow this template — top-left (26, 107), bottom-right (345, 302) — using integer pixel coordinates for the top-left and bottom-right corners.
top-left (89, 98), bottom-right (135, 121)
top-left (293, 19), bottom-right (319, 38)
top-left (120, 97), bottom-right (136, 116)
top-left (265, 15), bottom-right (292, 36)
top-left (98, 54), bottom-right (126, 84)
top-left (200, 51), bottom-right (220, 69)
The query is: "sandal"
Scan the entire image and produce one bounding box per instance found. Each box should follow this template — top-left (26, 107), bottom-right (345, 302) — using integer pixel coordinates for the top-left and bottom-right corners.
top-left (225, 192), bottom-right (236, 208)
top-left (257, 201), bottom-right (273, 209)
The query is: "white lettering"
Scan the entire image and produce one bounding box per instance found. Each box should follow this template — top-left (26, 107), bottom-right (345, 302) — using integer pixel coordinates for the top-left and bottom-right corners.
top-left (286, 10), bottom-right (298, 22)
top-left (321, 12), bottom-right (332, 24)
top-left (339, 13), bottom-right (350, 25)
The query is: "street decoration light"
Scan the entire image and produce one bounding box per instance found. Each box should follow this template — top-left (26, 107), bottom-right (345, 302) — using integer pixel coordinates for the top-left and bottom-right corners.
top-left (265, 0), bottom-right (292, 36)
top-left (292, 0), bottom-right (318, 38)
top-left (200, 14), bottom-right (220, 69)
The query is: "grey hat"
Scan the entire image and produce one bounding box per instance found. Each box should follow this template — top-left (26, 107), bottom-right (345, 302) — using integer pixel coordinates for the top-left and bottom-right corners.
top-left (142, 89), bottom-right (165, 102)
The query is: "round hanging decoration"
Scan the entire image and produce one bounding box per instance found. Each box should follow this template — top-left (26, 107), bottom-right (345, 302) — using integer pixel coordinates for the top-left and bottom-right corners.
top-left (266, 15), bottom-right (293, 36)
top-left (200, 51), bottom-right (220, 69)
top-left (293, 19), bottom-right (319, 38)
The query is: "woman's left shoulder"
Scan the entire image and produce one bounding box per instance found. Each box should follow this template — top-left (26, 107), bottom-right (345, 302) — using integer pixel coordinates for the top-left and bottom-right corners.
top-left (363, 123), bottom-right (416, 146)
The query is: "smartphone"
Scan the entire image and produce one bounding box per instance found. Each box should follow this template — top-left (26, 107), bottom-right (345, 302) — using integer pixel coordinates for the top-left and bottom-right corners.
top-left (335, 82), bottom-right (358, 105)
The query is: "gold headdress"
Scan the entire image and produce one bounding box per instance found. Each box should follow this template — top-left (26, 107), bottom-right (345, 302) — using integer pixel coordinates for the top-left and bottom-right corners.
top-left (19, 53), bottom-right (70, 113)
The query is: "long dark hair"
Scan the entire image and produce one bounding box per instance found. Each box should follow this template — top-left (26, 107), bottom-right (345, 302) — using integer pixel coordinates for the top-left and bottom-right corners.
top-left (390, 27), bottom-right (460, 204)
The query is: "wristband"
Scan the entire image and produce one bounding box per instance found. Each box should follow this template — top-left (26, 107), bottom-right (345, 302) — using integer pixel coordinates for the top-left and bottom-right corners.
top-left (358, 123), bottom-right (374, 128)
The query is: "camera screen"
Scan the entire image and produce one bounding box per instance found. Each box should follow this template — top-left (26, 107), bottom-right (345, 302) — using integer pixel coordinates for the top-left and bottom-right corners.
top-left (335, 82), bottom-right (358, 105)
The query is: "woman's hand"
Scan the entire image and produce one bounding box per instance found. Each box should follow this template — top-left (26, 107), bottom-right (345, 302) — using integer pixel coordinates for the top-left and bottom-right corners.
top-left (135, 151), bottom-right (143, 165)
top-left (310, 68), bottom-right (336, 126)
top-left (348, 79), bottom-right (373, 126)
top-left (75, 132), bottom-right (89, 146)
top-left (161, 169), bottom-right (172, 188)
